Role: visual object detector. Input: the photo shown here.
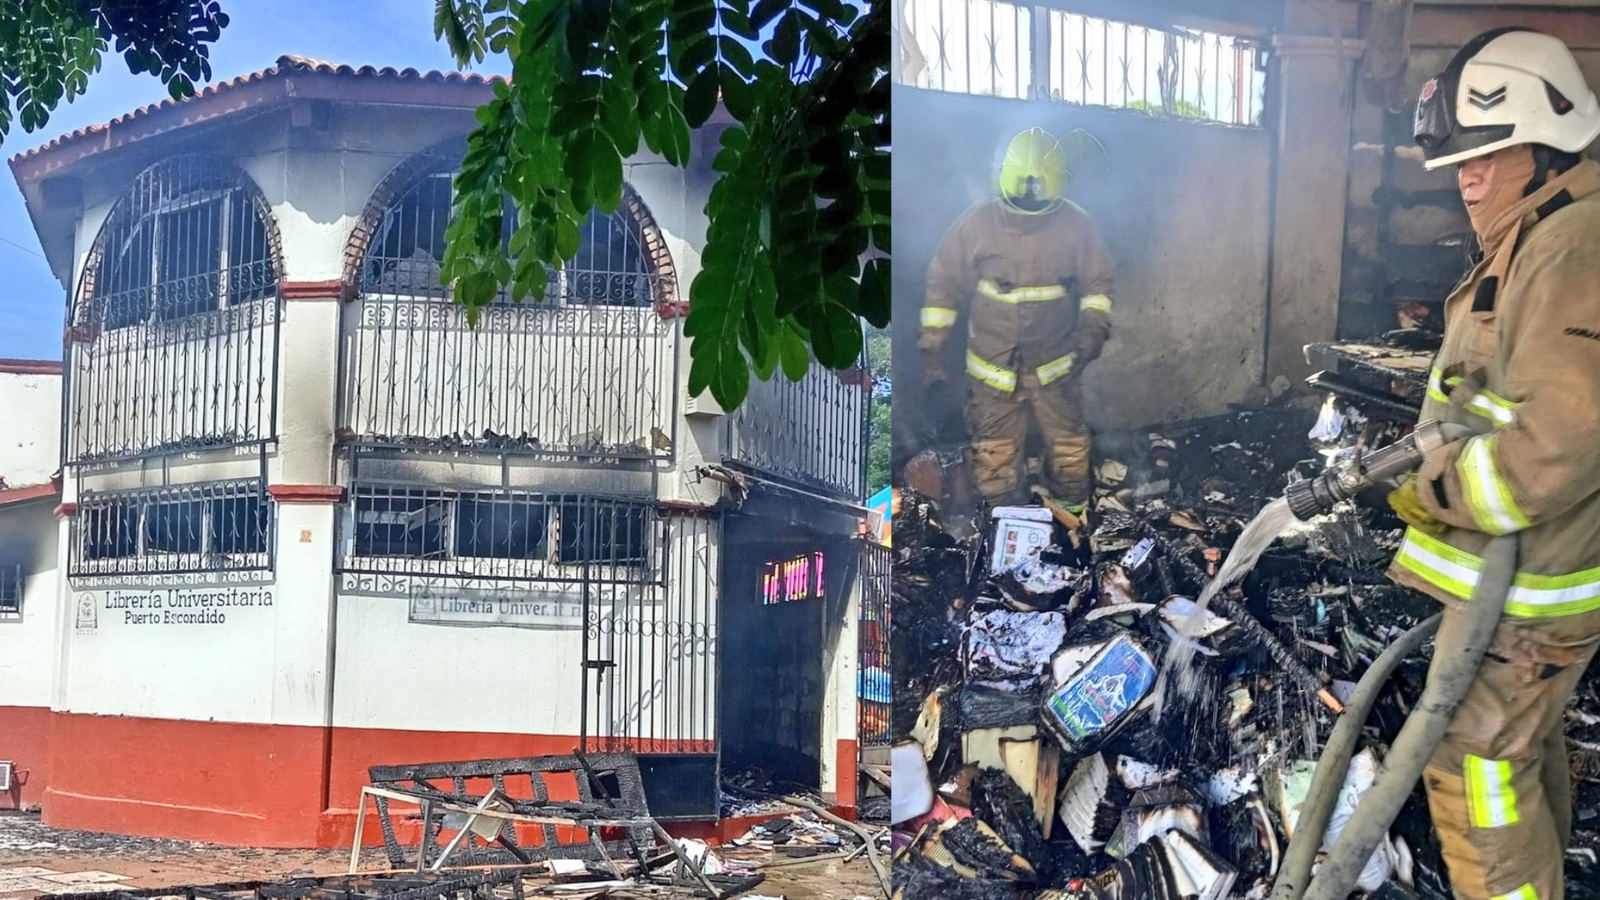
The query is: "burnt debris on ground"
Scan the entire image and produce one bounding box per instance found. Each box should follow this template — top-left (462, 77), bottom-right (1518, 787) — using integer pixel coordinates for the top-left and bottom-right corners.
top-left (890, 402), bottom-right (1600, 900)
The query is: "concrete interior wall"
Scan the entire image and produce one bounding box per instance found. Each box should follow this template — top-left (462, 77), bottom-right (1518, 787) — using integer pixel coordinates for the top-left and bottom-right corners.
top-left (892, 88), bottom-right (1274, 433)
top-left (1338, 5), bottom-right (1600, 337)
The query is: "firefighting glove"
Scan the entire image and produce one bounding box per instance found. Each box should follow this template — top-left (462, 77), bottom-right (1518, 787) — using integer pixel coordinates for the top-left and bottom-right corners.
top-left (1388, 476), bottom-right (1445, 536)
top-left (1070, 329), bottom-right (1108, 367)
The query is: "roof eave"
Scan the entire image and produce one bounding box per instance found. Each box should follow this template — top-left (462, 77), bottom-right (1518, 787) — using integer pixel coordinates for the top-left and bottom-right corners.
top-left (9, 69), bottom-right (499, 185)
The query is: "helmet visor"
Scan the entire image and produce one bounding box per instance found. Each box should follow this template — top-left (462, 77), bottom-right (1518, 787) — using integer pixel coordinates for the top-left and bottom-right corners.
top-left (1414, 76), bottom-right (1456, 155)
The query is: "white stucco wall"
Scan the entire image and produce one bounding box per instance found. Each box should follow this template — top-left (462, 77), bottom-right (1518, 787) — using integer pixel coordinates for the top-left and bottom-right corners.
top-left (0, 371), bottom-right (61, 487)
top-left (0, 501), bottom-right (62, 710)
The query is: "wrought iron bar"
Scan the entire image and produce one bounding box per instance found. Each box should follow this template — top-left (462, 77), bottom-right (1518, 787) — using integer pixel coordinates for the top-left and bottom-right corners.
top-left (726, 362), bottom-right (868, 499)
top-left (344, 171), bottom-right (677, 460)
top-left (897, 1), bottom-right (1266, 127)
top-left (67, 156), bottom-right (281, 464)
top-left (70, 478), bottom-right (274, 578)
top-left (857, 541), bottom-right (891, 748)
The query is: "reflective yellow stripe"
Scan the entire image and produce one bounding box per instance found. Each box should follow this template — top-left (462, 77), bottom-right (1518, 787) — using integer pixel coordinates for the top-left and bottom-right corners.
top-left (1426, 367), bottom-right (1463, 406)
top-left (1036, 352), bottom-right (1077, 386)
top-left (1466, 389), bottom-right (1517, 427)
top-left (1080, 294), bottom-right (1112, 314)
top-left (1456, 436), bottom-right (1530, 535)
top-left (1427, 368), bottom-right (1450, 405)
top-left (1394, 527), bottom-right (1481, 600)
top-left (977, 279), bottom-right (1067, 304)
top-left (1492, 884), bottom-right (1539, 900)
top-left (1465, 754), bottom-right (1519, 828)
top-left (966, 351), bottom-right (1017, 392)
top-left (1394, 528), bottom-right (1600, 617)
top-left (921, 307), bottom-right (957, 328)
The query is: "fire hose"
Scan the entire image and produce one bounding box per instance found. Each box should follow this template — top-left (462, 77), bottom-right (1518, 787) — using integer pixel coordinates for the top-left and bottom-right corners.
top-left (1271, 421), bottom-right (1513, 900)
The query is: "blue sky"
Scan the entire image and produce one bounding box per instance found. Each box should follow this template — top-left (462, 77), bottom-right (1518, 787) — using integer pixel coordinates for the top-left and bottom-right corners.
top-left (0, 0), bottom-right (513, 360)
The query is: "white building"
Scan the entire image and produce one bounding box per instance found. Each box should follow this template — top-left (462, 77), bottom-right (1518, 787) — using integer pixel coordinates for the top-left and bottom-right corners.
top-left (0, 56), bottom-right (880, 847)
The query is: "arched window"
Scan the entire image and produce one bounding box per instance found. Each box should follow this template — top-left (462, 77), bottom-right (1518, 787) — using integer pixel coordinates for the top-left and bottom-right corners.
top-left (68, 156), bottom-right (281, 463)
top-left (82, 156), bottom-right (277, 330)
top-left (341, 156), bottom-right (679, 458)
top-left (359, 170), bottom-right (660, 308)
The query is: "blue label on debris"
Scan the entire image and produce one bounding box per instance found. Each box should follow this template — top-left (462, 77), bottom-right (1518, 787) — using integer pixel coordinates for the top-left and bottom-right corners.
top-left (859, 666), bottom-right (891, 704)
top-left (1044, 635), bottom-right (1157, 741)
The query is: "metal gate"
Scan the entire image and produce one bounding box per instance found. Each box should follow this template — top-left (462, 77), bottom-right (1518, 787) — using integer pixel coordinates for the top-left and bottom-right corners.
top-left (581, 507), bottom-right (720, 819)
top-left (858, 539), bottom-right (892, 748)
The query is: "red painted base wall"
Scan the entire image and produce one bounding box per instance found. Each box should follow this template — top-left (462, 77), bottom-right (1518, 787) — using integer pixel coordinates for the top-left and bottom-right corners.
top-left (0, 705), bottom-right (51, 811)
top-left (0, 707), bottom-right (856, 848)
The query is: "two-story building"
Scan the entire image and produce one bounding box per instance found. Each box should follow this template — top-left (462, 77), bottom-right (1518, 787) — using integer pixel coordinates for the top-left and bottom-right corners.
top-left (0, 56), bottom-right (875, 847)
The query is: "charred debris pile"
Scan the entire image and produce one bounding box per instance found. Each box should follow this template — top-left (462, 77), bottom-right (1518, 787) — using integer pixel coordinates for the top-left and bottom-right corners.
top-left (890, 404), bottom-right (1600, 900)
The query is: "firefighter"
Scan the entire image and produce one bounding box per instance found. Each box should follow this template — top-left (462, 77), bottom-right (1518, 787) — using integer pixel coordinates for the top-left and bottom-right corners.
top-left (1388, 28), bottom-right (1600, 900)
top-left (918, 127), bottom-right (1115, 510)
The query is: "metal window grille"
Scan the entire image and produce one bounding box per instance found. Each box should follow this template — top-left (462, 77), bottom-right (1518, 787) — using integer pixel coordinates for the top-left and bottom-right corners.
top-left (341, 484), bottom-right (657, 580)
top-left (337, 488), bottom-right (718, 753)
top-left (897, 0), bottom-right (1266, 126)
top-left (67, 156), bottom-right (281, 463)
top-left (342, 171), bottom-right (678, 459)
top-left (0, 564), bottom-right (20, 614)
top-left (727, 360), bottom-right (868, 499)
top-left (858, 540), bottom-right (891, 748)
top-left (70, 479), bottom-right (274, 578)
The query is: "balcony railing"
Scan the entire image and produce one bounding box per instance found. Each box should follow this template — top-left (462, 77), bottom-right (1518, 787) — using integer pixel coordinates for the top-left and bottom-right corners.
top-left (726, 362), bottom-right (868, 499)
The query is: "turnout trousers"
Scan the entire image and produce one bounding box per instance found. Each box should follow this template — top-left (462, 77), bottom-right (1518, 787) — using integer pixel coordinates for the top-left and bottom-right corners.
top-left (1423, 603), bottom-right (1600, 900)
top-left (963, 372), bottom-right (1090, 507)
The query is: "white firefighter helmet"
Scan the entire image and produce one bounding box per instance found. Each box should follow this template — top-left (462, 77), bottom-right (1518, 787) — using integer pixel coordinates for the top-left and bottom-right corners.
top-left (1414, 28), bottom-right (1600, 170)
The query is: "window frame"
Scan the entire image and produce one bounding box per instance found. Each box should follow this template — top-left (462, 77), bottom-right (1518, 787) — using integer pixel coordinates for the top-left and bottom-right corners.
top-left (96, 183), bottom-right (274, 331)
top-left (0, 564), bottom-right (21, 614)
top-left (344, 487), bottom-right (654, 572)
top-left (361, 171), bottom-right (658, 310)
top-left (72, 482), bottom-right (275, 577)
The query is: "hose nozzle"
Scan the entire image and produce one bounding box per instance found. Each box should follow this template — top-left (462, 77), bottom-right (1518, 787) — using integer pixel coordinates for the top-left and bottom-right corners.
top-left (1285, 420), bottom-right (1468, 521)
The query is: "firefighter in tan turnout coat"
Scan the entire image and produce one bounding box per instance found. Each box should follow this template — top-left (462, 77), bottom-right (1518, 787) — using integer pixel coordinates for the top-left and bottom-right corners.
top-left (919, 127), bottom-right (1114, 509)
top-left (1386, 28), bottom-right (1600, 900)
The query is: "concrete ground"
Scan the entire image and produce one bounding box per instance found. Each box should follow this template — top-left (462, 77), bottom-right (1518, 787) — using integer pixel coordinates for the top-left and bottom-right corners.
top-left (0, 812), bottom-right (882, 900)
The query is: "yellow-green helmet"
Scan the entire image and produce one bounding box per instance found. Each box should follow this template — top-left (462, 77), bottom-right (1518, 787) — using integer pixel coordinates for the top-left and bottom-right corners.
top-left (999, 127), bottom-right (1066, 214)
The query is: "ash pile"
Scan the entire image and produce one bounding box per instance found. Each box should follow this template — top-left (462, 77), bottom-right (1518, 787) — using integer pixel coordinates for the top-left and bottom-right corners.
top-left (890, 404), bottom-right (1600, 900)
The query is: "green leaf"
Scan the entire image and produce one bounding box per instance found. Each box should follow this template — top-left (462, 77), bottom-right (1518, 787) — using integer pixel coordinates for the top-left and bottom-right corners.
top-left (751, 0), bottom-right (786, 28)
top-left (768, 12), bottom-right (801, 67)
top-left (806, 300), bottom-right (864, 369)
top-left (721, 9), bottom-right (759, 40)
top-left (600, 76), bottom-right (640, 157)
top-left (719, 35), bottom-right (756, 76)
top-left (675, 35), bottom-right (717, 77)
top-left (555, 210), bottom-right (581, 261)
top-left (779, 321), bottom-right (811, 382)
top-left (684, 67), bottom-right (720, 127)
top-left (564, 129), bottom-right (605, 212)
top-left (719, 68), bottom-right (753, 121)
top-left (711, 340), bottom-right (751, 408)
top-left (660, 101), bottom-right (692, 166)
top-left (809, 0), bottom-right (849, 23)
top-left (859, 258), bottom-right (889, 327)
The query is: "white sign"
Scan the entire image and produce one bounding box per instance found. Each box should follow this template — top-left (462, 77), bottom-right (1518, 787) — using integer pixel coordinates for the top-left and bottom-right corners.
top-left (86, 586), bottom-right (274, 628)
top-left (409, 586), bottom-right (585, 629)
top-left (75, 595), bottom-right (98, 634)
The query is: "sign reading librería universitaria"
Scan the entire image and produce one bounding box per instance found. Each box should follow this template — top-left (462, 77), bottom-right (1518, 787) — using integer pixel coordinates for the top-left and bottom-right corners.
top-left (76, 586), bottom-right (275, 632)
